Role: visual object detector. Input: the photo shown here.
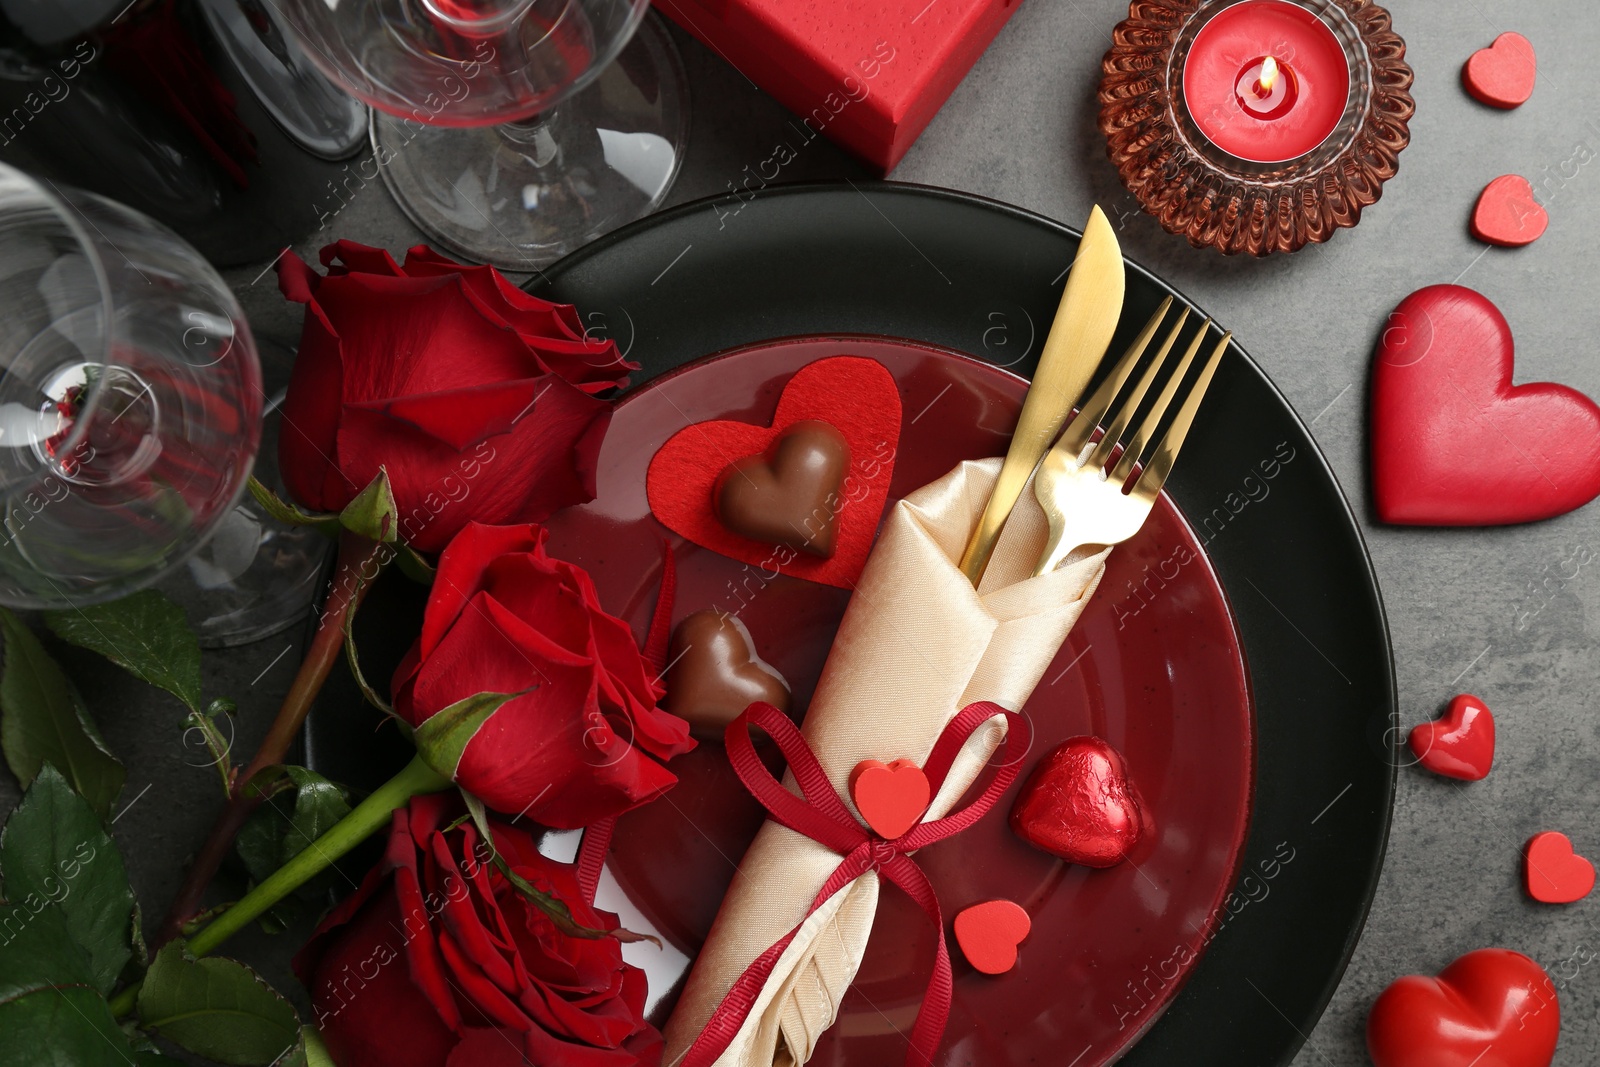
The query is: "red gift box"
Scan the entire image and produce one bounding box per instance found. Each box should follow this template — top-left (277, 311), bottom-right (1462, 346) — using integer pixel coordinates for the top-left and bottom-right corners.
top-left (654, 0), bottom-right (1023, 172)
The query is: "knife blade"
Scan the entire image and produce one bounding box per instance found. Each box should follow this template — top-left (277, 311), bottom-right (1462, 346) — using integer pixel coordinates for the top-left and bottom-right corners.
top-left (958, 204), bottom-right (1126, 585)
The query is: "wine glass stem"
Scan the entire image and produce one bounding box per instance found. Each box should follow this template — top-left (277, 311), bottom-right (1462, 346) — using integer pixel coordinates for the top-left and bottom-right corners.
top-left (499, 113), bottom-right (560, 167)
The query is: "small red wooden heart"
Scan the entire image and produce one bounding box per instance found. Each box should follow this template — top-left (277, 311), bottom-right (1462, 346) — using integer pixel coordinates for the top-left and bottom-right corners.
top-left (849, 758), bottom-right (930, 840)
top-left (1472, 175), bottom-right (1547, 247)
top-left (646, 356), bottom-right (901, 589)
top-left (1525, 831), bottom-right (1595, 904)
top-left (1463, 32), bottom-right (1537, 109)
top-left (1371, 285), bottom-right (1600, 525)
top-left (1408, 694), bottom-right (1495, 781)
top-left (1008, 736), bottom-right (1147, 867)
top-left (954, 900), bottom-right (1031, 975)
top-left (1367, 948), bottom-right (1558, 1067)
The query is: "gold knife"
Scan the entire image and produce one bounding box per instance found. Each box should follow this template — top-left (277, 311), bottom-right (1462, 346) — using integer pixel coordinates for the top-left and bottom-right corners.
top-left (958, 205), bottom-right (1126, 585)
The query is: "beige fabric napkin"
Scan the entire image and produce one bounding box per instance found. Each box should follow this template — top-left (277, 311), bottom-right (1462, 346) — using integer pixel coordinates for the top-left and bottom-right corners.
top-left (662, 457), bottom-right (1110, 1067)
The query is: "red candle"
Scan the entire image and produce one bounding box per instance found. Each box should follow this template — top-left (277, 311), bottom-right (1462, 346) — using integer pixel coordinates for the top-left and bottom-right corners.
top-left (1182, 1), bottom-right (1351, 164)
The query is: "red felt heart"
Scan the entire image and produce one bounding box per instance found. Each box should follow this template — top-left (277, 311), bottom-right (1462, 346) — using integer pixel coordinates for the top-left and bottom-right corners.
top-left (1525, 831), bottom-right (1595, 904)
top-left (1472, 175), bottom-right (1548, 247)
top-left (849, 758), bottom-right (930, 840)
top-left (954, 899), bottom-right (1031, 976)
top-left (1367, 948), bottom-right (1559, 1067)
top-left (1008, 736), bottom-right (1148, 867)
top-left (646, 356), bottom-right (901, 588)
top-left (1370, 285), bottom-right (1600, 525)
top-left (1408, 694), bottom-right (1495, 781)
top-left (1463, 32), bottom-right (1537, 109)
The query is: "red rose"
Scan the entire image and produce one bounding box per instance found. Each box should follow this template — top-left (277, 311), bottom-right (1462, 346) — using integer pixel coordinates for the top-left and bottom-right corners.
top-left (276, 241), bottom-right (633, 551)
top-left (393, 522), bottom-right (694, 825)
top-left (295, 793), bottom-right (661, 1067)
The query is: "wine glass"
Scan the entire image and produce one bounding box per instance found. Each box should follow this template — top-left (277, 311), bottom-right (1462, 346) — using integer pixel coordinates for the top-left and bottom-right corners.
top-left (271, 0), bottom-right (687, 269)
top-left (0, 162), bottom-right (262, 608)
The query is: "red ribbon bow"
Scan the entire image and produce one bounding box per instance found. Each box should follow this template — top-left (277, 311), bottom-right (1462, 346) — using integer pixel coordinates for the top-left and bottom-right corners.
top-left (682, 700), bottom-right (1029, 1067)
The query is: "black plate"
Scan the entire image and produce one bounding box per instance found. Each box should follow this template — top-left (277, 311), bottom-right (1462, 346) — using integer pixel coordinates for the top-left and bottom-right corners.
top-left (518, 181), bottom-right (1398, 1066)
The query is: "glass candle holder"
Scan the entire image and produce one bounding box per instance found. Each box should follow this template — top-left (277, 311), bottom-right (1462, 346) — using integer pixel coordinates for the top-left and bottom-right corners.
top-left (1099, 0), bottom-right (1413, 255)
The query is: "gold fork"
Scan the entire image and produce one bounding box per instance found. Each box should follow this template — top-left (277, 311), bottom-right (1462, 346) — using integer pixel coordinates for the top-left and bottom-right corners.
top-left (1032, 299), bottom-right (1230, 576)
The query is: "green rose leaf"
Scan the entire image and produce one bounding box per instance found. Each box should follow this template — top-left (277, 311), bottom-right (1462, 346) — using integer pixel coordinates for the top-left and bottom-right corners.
top-left (338, 468), bottom-right (398, 543)
top-left (395, 544), bottom-right (435, 585)
top-left (412, 688), bottom-right (532, 781)
top-left (135, 942), bottom-right (301, 1066)
top-left (43, 590), bottom-right (202, 713)
top-left (0, 609), bottom-right (124, 818)
top-left (248, 477), bottom-right (338, 533)
top-left (236, 767), bottom-right (353, 933)
top-left (0, 905), bottom-right (143, 1067)
top-left (0, 764), bottom-right (133, 994)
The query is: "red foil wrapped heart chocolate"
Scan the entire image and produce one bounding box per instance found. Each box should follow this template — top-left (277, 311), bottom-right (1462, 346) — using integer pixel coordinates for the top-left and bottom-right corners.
top-left (665, 610), bottom-right (791, 740)
top-left (1009, 736), bottom-right (1148, 867)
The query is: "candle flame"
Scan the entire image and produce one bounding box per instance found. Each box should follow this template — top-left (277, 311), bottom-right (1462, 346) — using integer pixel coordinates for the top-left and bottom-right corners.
top-left (1259, 56), bottom-right (1280, 94)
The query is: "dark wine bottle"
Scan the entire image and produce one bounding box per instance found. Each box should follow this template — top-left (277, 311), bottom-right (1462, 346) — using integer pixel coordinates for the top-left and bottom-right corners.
top-left (0, 0), bottom-right (369, 266)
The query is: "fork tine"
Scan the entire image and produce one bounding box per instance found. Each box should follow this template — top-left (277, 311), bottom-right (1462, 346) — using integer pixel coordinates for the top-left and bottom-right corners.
top-left (1109, 318), bottom-right (1211, 484)
top-left (1082, 306), bottom-right (1191, 472)
top-left (1129, 331), bottom-right (1230, 499)
top-left (1054, 297), bottom-right (1177, 459)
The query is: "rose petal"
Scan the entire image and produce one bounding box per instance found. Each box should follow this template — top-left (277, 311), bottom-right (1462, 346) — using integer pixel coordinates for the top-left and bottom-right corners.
top-left (415, 523), bottom-right (543, 662)
top-left (443, 1028), bottom-right (533, 1067)
top-left (278, 296), bottom-right (353, 512)
top-left (312, 272), bottom-right (540, 397)
top-left (304, 892), bottom-right (458, 1067)
top-left (349, 378), bottom-right (551, 452)
top-left (336, 379), bottom-right (609, 552)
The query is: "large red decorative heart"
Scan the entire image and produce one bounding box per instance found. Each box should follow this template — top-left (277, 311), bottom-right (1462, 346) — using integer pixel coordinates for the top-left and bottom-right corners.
top-left (1370, 285), bottom-right (1600, 526)
top-left (850, 758), bottom-right (930, 839)
top-left (646, 356), bottom-right (901, 588)
top-left (1408, 694), bottom-right (1495, 781)
top-left (1367, 948), bottom-right (1559, 1067)
top-left (954, 900), bottom-right (1032, 975)
top-left (1008, 736), bottom-right (1148, 867)
top-left (1472, 175), bottom-right (1547, 247)
top-left (1525, 831), bottom-right (1595, 904)
top-left (1463, 32), bottom-right (1537, 109)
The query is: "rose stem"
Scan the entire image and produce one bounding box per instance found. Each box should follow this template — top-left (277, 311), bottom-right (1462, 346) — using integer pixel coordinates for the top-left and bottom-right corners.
top-left (154, 529), bottom-right (388, 949)
top-left (110, 753), bottom-right (451, 1019)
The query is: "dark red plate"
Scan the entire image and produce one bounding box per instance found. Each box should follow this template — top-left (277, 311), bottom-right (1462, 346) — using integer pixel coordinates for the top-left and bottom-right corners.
top-left (543, 335), bottom-right (1254, 1067)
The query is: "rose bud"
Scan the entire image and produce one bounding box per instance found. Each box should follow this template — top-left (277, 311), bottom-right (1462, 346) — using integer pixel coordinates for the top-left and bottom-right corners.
top-left (295, 793), bottom-right (662, 1067)
top-left (276, 241), bottom-right (633, 552)
top-left (394, 522), bottom-right (695, 826)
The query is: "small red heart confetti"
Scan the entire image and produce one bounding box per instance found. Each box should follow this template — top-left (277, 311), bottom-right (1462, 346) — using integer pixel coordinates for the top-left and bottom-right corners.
top-left (1524, 831), bottom-right (1595, 904)
top-left (1463, 32), bottom-right (1536, 109)
top-left (1471, 176), bottom-right (1547, 247)
top-left (1367, 948), bottom-right (1559, 1067)
top-left (954, 900), bottom-right (1031, 975)
top-left (1408, 694), bottom-right (1495, 781)
top-left (850, 758), bottom-right (930, 839)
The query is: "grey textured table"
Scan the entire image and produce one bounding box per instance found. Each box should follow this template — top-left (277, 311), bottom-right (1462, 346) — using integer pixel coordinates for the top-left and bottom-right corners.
top-left (7, 1), bottom-right (1598, 1063)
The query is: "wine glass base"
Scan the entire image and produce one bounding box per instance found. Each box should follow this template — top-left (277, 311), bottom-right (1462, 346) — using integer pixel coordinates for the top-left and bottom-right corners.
top-left (159, 379), bottom-right (332, 649)
top-left (370, 12), bottom-right (688, 271)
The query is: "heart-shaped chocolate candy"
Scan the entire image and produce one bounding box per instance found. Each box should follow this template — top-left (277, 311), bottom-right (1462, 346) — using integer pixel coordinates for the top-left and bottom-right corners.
top-left (714, 419), bottom-right (849, 558)
top-left (664, 610), bottom-right (791, 740)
